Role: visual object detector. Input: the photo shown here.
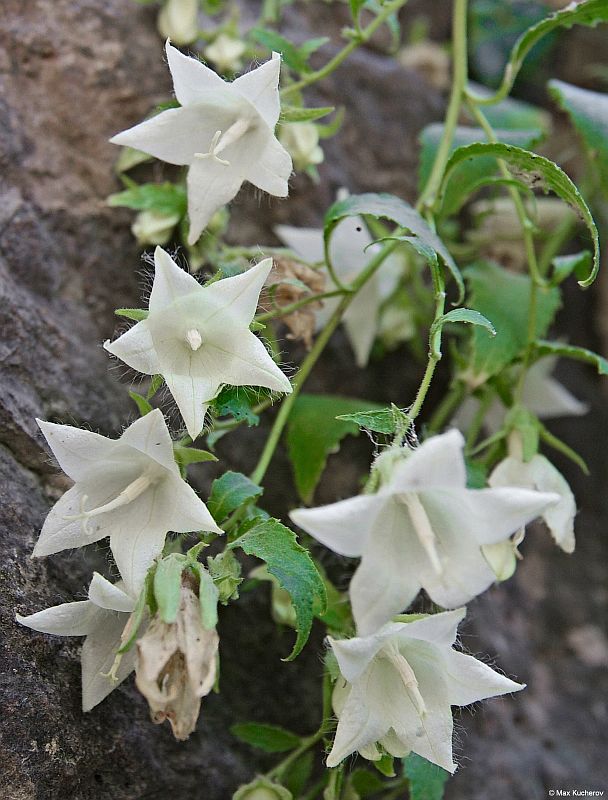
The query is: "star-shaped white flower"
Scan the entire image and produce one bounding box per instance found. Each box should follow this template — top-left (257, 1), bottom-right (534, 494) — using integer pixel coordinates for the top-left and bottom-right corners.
top-left (110, 42), bottom-right (292, 244)
top-left (33, 408), bottom-right (221, 594)
top-left (327, 608), bottom-right (524, 772)
top-left (290, 429), bottom-right (560, 635)
top-left (17, 573), bottom-right (141, 711)
top-left (275, 214), bottom-right (403, 367)
top-left (104, 247), bottom-right (292, 439)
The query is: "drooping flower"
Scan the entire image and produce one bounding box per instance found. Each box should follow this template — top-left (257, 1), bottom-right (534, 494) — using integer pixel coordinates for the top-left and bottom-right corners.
top-left (17, 573), bottom-right (142, 711)
top-left (135, 578), bottom-right (219, 740)
top-left (275, 212), bottom-right (403, 367)
top-left (204, 33), bottom-right (246, 75)
top-left (104, 247), bottom-right (292, 438)
top-left (33, 408), bottom-right (222, 594)
top-left (290, 429), bottom-right (559, 635)
top-left (110, 42), bottom-right (292, 244)
top-left (327, 608), bottom-right (524, 772)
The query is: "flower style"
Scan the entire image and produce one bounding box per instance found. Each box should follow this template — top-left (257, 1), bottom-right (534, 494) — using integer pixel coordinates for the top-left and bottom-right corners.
top-left (110, 42), bottom-right (292, 244)
top-left (290, 429), bottom-right (560, 635)
top-left (327, 608), bottom-right (524, 771)
top-left (17, 573), bottom-right (142, 711)
top-left (33, 408), bottom-right (221, 594)
top-left (275, 213), bottom-right (402, 366)
top-left (104, 247), bottom-right (292, 438)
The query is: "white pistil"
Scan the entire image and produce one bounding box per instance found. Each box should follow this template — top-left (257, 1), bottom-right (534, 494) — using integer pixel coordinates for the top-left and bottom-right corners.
top-left (400, 492), bottom-right (443, 575)
top-left (383, 643), bottom-right (427, 717)
top-left (185, 328), bottom-right (203, 351)
top-left (65, 473), bottom-right (154, 534)
top-left (194, 118), bottom-right (251, 167)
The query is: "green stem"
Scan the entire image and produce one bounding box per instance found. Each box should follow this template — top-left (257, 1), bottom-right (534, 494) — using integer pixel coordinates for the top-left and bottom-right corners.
top-left (255, 289), bottom-right (345, 323)
top-left (417, 0), bottom-right (468, 213)
top-left (464, 389), bottom-right (492, 451)
top-left (280, 0), bottom-right (409, 99)
top-left (266, 728), bottom-right (326, 782)
top-left (427, 379), bottom-right (466, 433)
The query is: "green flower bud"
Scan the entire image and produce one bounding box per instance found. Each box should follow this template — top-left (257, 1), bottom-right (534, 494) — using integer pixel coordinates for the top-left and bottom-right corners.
top-left (233, 777), bottom-right (293, 800)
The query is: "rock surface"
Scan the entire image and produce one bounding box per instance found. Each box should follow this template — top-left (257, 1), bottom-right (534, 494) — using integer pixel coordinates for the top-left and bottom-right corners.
top-left (1, 2), bottom-right (607, 799)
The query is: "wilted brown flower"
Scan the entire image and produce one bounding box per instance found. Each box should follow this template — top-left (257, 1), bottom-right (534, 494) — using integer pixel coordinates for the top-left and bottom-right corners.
top-left (265, 256), bottom-right (326, 349)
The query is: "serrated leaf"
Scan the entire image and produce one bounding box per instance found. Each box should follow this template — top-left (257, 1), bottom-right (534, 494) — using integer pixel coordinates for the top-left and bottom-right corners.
top-left (154, 554), bottom-right (186, 624)
top-left (323, 192), bottom-right (463, 301)
top-left (173, 444), bottom-right (218, 468)
top-left (231, 722), bottom-right (301, 753)
top-left (207, 471), bottom-right (263, 523)
top-left (229, 518), bottom-right (327, 659)
top-left (441, 143), bottom-right (600, 286)
top-left (115, 307), bottom-right (149, 321)
top-left (286, 394), bottom-right (384, 503)
top-left (281, 104), bottom-right (335, 122)
top-left (212, 385), bottom-right (272, 426)
top-left (486, 0), bottom-right (608, 102)
top-left (107, 182), bottom-right (187, 215)
top-left (465, 261), bottom-right (560, 379)
top-left (418, 126), bottom-right (544, 216)
top-left (549, 79), bottom-right (608, 192)
top-left (403, 753), bottom-right (449, 800)
top-left (534, 340), bottom-right (608, 375)
top-left (129, 390), bottom-right (153, 417)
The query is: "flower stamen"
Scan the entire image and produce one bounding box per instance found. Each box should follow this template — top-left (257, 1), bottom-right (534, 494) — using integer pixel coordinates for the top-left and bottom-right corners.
top-left (64, 473), bottom-right (154, 534)
top-left (399, 492), bottom-right (443, 575)
top-left (194, 118), bottom-right (251, 167)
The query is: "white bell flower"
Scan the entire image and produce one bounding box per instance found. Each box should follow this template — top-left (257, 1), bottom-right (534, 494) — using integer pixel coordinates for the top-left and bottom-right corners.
top-left (33, 408), bottom-right (222, 594)
top-left (104, 247), bottom-right (292, 439)
top-left (110, 42), bottom-right (292, 244)
top-left (290, 429), bottom-right (560, 635)
top-left (275, 215), bottom-right (402, 367)
top-left (17, 573), bottom-right (141, 711)
top-left (327, 608), bottom-right (524, 772)
top-left (204, 33), bottom-right (246, 75)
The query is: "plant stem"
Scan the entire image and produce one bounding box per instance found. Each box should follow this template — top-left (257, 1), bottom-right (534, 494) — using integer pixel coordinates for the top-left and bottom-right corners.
top-left (265, 728), bottom-right (326, 781)
top-left (427, 379), bottom-right (466, 433)
top-left (417, 0), bottom-right (468, 213)
top-left (280, 0), bottom-right (409, 99)
top-left (255, 289), bottom-right (345, 323)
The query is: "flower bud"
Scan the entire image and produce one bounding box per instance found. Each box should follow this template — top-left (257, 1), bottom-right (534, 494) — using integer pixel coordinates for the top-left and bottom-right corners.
top-left (233, 776), bottom-right (293, 800)
top-left (279, 123), bottom-right (324, 172)
top-left (398, 42), bottom-right (450, 91)
top-left (204, 33), bottom-right (246, 75)
top-left (135, 579), bottom-right (219, 740)
top-left (157, 0), bottom-right (199, 46)
top-left (132, 209), bottom-right (181, 246)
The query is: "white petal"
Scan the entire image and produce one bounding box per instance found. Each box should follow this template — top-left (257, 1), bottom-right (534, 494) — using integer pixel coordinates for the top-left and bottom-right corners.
top-left (330, 623), bottom-right (409, 682)
top-left (119, 408), bottom-right (178, 474)
top-left (204, 331), bottom-right (292, 394)
top-left (164, 373), bottom-right (214, 440)
top-left (104, 320), bottom-right (160, 376)
top-left (387, 430), bottom-right (467, 494)
top-left (165, 40), bottom-right (227, 104)
top-left (33, 486), bottom-right (106, 557)
top-left (232, 52), bottom-right (282, 128)
top-left (329, 217), bottom-right (374, 282)
top-left (342, 277), bottom-right (381, 368)
top-left (37, 420), bottom-right (116, 483)
top-left (289, 493), bottom-right (386, 558)
top-left (202, 257), bottom-right (274, 326)
top-left (17, 600), bottom-right (98, 636)
top-left (481, 540), bottom-right (518, 581)
top-left (444, 650), bottom-right (524, 707)
top-left (110, 105), bottom-right (216, 166)
top-left (326, 678), bottom-right (388, 768)
top-left (351, 499), bottom-right (425, 636)
top-left (274, 225), bottom-right (324, 263)
top-left (523, 359), bottom-right (588, 419)
top-left (81, 610), bottom-right (136, 711)
top-left (89, 573), bottom-right (136, 613)
top-left (149, 246), bottom-right (203, 314)
top-left (393, 608), bottom-right (466, 648)
top-left (186, 157), bottom-right (244, 244)
top-left (245, 135), bottom-right (291, 196)
top-left (158, 475), bottom-right (223, 535)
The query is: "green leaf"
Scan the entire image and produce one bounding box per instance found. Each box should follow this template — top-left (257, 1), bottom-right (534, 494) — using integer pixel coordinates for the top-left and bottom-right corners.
top-left (207, 471), bottom-right (263, 524)
top-left (549, 79), bottom-right (608, 192)
top-left (467, 85), bottom-right (551, 132)
top-left (323, 192), bottom-right (463, 301)
top-left (441, 142), bottom-right (600, 286)
top-left (419, 126), bottom-right (543, 216)
top-left (483, 0), bottom-right (608, 103)
top-left (335, 405), bottom-right (403, 435)
top-left (229, 518), bottom-right (327, 659)
top-left (207, 549), bottom-right (242, 604)
top-left (465, 261), bottom-right (560, 379)
top-left (230, 722), bottom-right (301, 753)
top-left (250, 29), bottom-right (307, 72)
top-left (281, 104), bottom-right (335, 122)
top-left (430, 308), bottom-right (496, 343)
top-left (349, 0), bottom-right (367, 27)
top-left (107, 182), bottom-right (187, 216)
top-left (115, 146), bottom-right (153, 173)
top-left (146, 374), bottom-right (164, 400)
top-left (212, 385), bottom-right (272, 426)
top-left (173, 444), bottom-right (218, 468)
top-left (115, 307), bottom-right (149, 321)
top-left (551, 251), bottom-right (592, 285)
top-left (348, 769), bottom-right (386, 797)
top-left (129, 390), bottom-right (153, 417)
top-left (534, 340), bottom-right (608, 375)
top-left (286, 394), bottom-right (384, 503)
top-left (316, 107), bottom-right (345, 139)
top-left (154, 554), bottom-right (186, 624)
top-left (191, 563), bottom-right (219, 629)
top-left (403, 753), bottom-right (449, 800)
top-left (283, 751), bottom-right (314, 798)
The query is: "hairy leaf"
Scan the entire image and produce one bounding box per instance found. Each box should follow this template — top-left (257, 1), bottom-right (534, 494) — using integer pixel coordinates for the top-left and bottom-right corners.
top-left (403, 753), bottom-right (449, 800)
top-left (208, 471), bottom-right (263, 524)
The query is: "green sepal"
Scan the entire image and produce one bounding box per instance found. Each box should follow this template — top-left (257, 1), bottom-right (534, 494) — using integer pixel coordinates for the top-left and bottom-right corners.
top-left (115, 307), bottom-right (149, 322)
top-left (129, 390), bottom-right (153, 417)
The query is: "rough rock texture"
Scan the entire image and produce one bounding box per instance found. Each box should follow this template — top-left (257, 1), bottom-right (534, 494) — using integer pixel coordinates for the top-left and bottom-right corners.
top-left (1, 2), bottom-right (607, 799)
